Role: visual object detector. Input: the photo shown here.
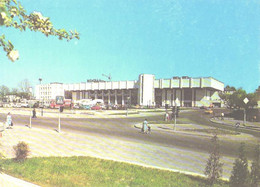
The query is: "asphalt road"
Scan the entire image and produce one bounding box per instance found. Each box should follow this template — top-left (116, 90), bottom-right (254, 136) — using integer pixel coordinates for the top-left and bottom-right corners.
top-left (0, 110), bottom-right (257, 158)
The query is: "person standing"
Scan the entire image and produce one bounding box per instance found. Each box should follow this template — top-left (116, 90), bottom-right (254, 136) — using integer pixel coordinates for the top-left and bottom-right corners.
top-left (32, 108), bottom-right (37, 118)
top-left (6, 112), bottom-right (12, 129)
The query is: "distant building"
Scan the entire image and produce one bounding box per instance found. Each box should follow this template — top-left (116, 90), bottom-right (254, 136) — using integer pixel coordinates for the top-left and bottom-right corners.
top-left (35, 74), bottom-right (224, 107)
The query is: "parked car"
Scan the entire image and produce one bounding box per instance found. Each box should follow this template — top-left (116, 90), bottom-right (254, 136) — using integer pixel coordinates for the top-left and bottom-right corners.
top-left (82, 105), bottom-right (91, 110)
top-left (14, 103), bottom-right (22, 108)
top-left (73, 104), bottom-right (80, 109)
top-left (21, 103), bottom-right (29, 108)
top-left (91, 105), bottom-right (102, 110)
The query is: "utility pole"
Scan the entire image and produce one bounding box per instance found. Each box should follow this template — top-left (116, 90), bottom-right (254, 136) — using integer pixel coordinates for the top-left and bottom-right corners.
top-left (243, 97), bottom-right (249, 126)
top-left (39, 78), bottom-right (43, 116)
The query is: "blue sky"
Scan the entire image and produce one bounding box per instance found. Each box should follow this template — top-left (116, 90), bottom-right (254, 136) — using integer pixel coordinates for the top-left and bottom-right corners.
top-left (0, 0), bottom-right (259, 93)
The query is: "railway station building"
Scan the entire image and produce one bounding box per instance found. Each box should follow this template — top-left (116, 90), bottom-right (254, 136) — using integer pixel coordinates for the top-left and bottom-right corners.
top-left (35, 74), bottom-right (224, 107)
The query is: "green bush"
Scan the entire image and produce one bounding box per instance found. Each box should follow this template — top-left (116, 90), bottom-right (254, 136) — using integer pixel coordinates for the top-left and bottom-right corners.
top-left (13, 141), bottom-right (30, 161)
top-left (229, 142), bottom-right (249, 187)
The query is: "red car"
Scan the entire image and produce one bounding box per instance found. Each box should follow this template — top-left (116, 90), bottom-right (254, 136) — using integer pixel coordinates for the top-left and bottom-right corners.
top-left (91, 105), bottom-right (102, 110)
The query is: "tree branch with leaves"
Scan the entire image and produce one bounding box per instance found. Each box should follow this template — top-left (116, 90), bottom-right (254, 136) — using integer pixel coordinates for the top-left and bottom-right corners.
top-left (0, 0), bottom-right (79, 61)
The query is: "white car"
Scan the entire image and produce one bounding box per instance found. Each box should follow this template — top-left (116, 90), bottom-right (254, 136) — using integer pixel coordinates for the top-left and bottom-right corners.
top-left (21, 103), bottom-right (29, 108)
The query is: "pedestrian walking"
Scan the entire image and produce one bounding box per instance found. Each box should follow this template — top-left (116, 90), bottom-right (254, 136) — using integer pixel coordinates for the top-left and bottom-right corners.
top-left (165, 112), bottom-right (169, 122)
top-left (142, 119), bottom-right (148, 133)
top-left (6, 112), bottom-right (12, 129)
top-left (32, 108), bottom-right (37, 118)
top-left (212, 110), bottom-right (215, 119)
top-left (235, 122), bottom-right (240, 128)
top-left (221, 113), bottom-right (224, 120)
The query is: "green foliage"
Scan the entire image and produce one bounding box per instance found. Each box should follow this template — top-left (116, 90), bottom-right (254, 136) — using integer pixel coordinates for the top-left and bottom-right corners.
top-left (225, 85), bottom-right (236, 92)
top-left (13, 141), bottom-right (30, 161)
top-left (220, 88), bottom-right (258, 109)
top-left (229, 142), bottom-right (249, 187)
top-left (204, 133), bottom-right (223, 185)
top-left (0, 0), bottom-right (80, 62)
top-left (250, 144), bottom-right (260, 187)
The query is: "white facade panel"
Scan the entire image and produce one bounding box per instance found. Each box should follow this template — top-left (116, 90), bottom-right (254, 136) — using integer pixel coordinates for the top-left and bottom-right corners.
top-left (74, 83), bottom-right (80, 90)
top-left (182, 79), bottom-right (190, 88)
top-left (154, 80), bottom-right (159, 88)
top-left (192, 78), bottom-right (200, 88)
top-left (106, 82), bottom-right (112, 89)
top-left (120, 81), bottom-right (127, 89)
top-left (92, 83), bottom-right (98, 90)
top-left (202, 78), bottom-right (211, 87)
top-left (127, 81), bottom-right (135, 89)
top-left (162, 79), bottom-right (170, 88)
top-left (80, 83), bottom-right (86, 90)
top-left (99, 82), bottom-right (105, 90)
top-left (112, 82), bottom-right (119, 89)
top-left (211, 78), bottom-right (224, 91)
top-left (171, 79), bottom-right (180, 88)
top-left (86, 83), bottom-right (91, 90)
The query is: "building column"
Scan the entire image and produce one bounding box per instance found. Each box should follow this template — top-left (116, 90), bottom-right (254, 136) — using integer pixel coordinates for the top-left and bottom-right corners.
top-left (192, 89), bottom-right (196, 107)
top-left (171, 89), bottom-right (174, 106)
top-left (108, 90), bottom-right (111, 104)
top-left (167, 89), bottom-right (171, 106)
top-left (102, 90), bottom-right (104, 101)
top-left (95, 91), bottom-right (97, 99)
top-left (129, 90), bottom-right (132, 105)
top-left (80, 91), bottom-right (83, 100)
top-left (86, 91), bottom-right (89, 99)
top-left (115, 90), bottom-right (117, 105)
top-left (181, 89), bottom-right (184, 107)
top-left (122, 90), bottom-right (124, 105)
top-left (162, 89), bottom-right (166, 107)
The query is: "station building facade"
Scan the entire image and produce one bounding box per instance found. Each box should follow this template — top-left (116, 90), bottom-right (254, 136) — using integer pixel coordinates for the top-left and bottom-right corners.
top-left (35, 74), bottom-right (224, 107)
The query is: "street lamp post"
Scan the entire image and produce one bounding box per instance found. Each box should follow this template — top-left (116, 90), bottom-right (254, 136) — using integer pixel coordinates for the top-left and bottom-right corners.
top-left (126, 96), bottom-right (130, 116)
top-left (39, 78), bottom-right (43, 116)
top-left (243, 97), bottom-right (249, 126)
top-left (173, 100), bottom-right (176, 131)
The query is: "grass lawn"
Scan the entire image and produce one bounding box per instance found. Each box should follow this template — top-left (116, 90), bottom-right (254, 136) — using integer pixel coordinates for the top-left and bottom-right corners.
top-left (150, 117), bottom-right (194, 124)
top-left (0, 156), bottom-right (228, 187)
top-left (108, 112), bottom-right (139, 115)
top-left (183, 128), bottom-right (239, 135)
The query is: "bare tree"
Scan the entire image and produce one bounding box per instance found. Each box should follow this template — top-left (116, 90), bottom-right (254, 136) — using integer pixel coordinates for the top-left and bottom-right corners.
top-left (0, 85), bottom-right (10, 99)
top-left (18, 79), bottom-right (31, 93)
